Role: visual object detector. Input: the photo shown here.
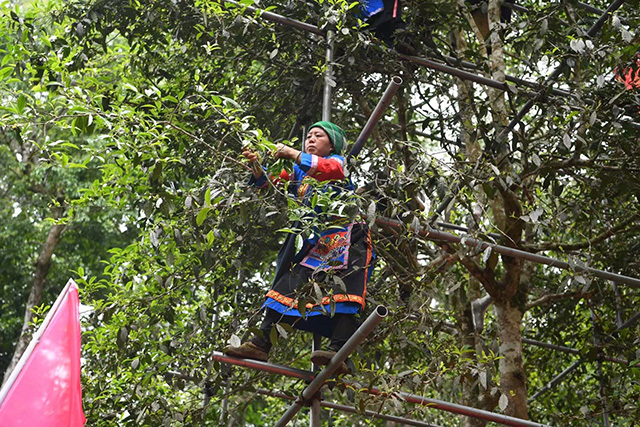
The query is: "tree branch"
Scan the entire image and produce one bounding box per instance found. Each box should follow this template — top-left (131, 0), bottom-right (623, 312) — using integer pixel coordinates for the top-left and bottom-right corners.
top-left (524, 212), bottom-right (640, 252)
top-left (526, 290), bottom-right (592, 311)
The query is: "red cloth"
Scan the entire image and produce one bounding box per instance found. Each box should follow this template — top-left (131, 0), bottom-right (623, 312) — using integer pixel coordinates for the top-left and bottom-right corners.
top-left (615, 55), bottom-right (640, 90)
top-left (0, 281), bottom-right (85, 426)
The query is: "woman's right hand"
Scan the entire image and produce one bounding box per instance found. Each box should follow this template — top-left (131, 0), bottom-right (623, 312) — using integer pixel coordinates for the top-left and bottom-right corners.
top-left (242, 147), bottom-right (264, 177)
top-left (241, 147), bottom-right (260, 162)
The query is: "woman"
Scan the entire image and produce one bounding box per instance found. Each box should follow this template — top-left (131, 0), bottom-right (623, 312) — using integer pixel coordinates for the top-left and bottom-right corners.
top-left (224, 121), bottom-right (375, 375)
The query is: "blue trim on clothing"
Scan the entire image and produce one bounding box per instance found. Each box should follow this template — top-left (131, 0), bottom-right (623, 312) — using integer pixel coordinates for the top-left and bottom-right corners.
top-left (262, 298), bottom-right (360, 317)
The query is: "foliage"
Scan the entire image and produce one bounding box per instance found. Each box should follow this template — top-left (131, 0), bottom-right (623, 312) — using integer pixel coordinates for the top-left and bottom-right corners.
top-left (0, 0), bottom-right (638, 425)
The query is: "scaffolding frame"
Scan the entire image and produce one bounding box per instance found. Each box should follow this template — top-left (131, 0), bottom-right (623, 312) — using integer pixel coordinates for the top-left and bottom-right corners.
top-left (213, 1), bottom-right (638, 425)
top-left (212, 351), bottom-right (550, 427)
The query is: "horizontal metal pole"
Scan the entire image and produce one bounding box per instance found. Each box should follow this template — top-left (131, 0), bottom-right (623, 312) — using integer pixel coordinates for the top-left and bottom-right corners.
top-left (215, 339), bottom-right (548, 426)
top-left (353, 381), bottom-right (549, 427)
top-left (211, 351), bottom-right (315, 382)
top-left (434, 221), bottom-right (502, 240)
top-left (397, 53), bottom-right (510, 91)
top-left (440, 54), bottom-right (576, 99)
top-left (349, 77), bottom-right (403, 159)
top-left (275, 305), bottom-right (388, 426)
top-left (223, 0), bottom-right (325, 36)
top-left (374, 216), bottom-right (640, 288)
top-left (258, 389), bottom-right (444, 427)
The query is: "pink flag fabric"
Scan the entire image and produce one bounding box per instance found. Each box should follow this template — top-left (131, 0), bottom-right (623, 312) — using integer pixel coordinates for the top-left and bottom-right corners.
top-left (0, 280), bottom-right (85, 426)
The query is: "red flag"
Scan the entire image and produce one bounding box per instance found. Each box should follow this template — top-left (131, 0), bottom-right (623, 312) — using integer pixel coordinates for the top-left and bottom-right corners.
top-left (0, 280), bottom-right (86, 426)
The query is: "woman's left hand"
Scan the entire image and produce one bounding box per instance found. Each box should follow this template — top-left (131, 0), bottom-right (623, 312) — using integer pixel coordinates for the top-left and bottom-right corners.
top-left (273, 143), bottom-right (300, 161)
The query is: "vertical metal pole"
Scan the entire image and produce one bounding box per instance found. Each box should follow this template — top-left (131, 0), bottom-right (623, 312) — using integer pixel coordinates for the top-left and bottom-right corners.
top-left (310, 399), bottom-right (321, 427)
top-left (322, 28), bottom-right (335, 121)
top-left (310, 334), bottom-right (322, 427)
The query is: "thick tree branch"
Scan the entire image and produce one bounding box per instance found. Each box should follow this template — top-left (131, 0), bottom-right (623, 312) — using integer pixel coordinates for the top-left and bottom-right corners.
top-left (524, 212), bottom-right (640, 252)
top-left (3, 213), bottom-right (66, 384)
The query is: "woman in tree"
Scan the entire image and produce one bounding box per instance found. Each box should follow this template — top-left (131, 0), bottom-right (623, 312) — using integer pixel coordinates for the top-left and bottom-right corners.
top-left (224, 121), bottom-right (375, 375)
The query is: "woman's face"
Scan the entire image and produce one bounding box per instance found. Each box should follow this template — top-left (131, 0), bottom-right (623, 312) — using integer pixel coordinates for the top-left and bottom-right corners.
top-left (305, 127), bottom-right (333, 157)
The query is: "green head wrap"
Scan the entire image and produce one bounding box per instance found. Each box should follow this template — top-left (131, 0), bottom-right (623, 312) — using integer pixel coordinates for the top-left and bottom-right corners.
top-left (309, 121), bottom-right (346, 154)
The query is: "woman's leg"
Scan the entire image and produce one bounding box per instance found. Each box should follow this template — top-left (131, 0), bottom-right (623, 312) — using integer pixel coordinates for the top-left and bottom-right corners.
top-left (328, 313), bottom-right (359, 351)
top-left (251, 308), bottom-right (296, 351)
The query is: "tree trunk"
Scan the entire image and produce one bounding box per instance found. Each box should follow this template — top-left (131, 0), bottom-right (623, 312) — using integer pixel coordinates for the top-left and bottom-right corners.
top-left (495, 302), bottom-right (528, 418)
top-left (2, 221), bottom-right (66, 384)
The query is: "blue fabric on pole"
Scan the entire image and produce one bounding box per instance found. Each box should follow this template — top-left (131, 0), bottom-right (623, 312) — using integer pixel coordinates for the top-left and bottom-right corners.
top-left (361, 0), bottom-right (384, 18)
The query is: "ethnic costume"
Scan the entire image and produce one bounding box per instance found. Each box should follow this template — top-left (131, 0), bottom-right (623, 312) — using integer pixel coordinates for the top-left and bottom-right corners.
top-left (246, 122), bottom-right (375, 356)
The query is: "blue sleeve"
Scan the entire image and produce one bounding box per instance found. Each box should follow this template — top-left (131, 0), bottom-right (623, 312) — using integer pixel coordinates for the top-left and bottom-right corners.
top-left (247, 167), bottom-right (268, 188)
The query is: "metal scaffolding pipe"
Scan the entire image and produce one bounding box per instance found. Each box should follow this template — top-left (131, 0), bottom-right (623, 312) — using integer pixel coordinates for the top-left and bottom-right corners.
top-left (223, 0), bottom-right (325, 36)
top-left (497, 0), bottom-right (627, 142)
top-left (434, 221), bottom-right (502, 240)
top-left (348, 76), bottom-right (403, 159)
top-left (215, 344), bottom-right (548, 426)
top-left (310, 398), bottom-right (321, 427)
top-left (355, 382), bottom-right (549, 427)
top-left (275, 305), bottom-right (389, 426)
top-left (310, 333), bottom-right (323, 426)
top-left (397, 53), bottom-right (510, 91)
top-left (375, 216), bottom-right (640, 288)
top-left (211, 351), bottom-right (315, 382)
top-left (322, 28), bottom-right (335, 121)
top-left (257, 389), bottom-right (444, 427)
top-left (527, 360), bottom-right (582, 403)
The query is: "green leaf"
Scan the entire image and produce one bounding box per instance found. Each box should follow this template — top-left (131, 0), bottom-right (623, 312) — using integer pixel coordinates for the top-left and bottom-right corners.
top-left (0, 66), bottom-right (13, 79)
top-left (196, 207), bottom-right (211, 226)
top-left (16, 94), bottom-right (26, 113)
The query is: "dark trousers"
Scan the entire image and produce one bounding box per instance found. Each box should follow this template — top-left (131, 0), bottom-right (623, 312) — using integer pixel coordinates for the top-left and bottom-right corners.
top-left (252, 308), bottom-right (359, 353)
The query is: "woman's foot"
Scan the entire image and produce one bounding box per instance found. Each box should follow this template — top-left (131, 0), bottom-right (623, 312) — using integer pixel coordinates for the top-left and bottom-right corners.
top-left (310, 350), bottom-right (349, 376)
top-left (223, 341), bottom-right (269, 362)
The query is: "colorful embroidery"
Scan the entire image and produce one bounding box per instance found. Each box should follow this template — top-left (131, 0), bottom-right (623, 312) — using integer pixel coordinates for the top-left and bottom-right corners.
top-left (297, 176), bottom-right (314, 199)
top-left (300, 224), bottom-right (353, 270)
top-left (266, 289), bottom-right (365, 309)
